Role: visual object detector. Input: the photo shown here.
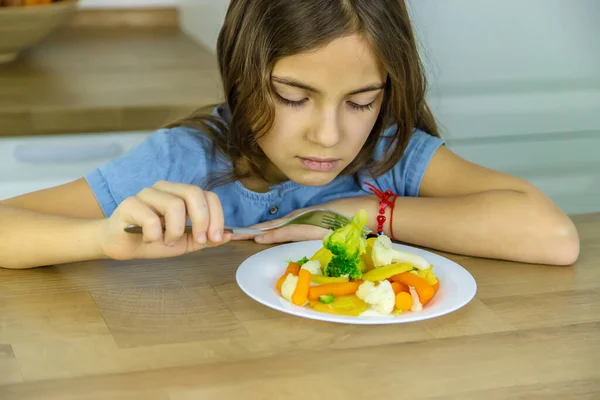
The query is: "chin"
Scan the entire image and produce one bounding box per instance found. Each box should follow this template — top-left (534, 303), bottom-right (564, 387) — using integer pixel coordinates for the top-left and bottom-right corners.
top-left (289, 170), bottom-right (340, 187)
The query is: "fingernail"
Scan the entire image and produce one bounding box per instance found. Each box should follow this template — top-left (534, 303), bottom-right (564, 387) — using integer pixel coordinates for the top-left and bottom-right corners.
top-left (214, 230), bottom-right (222, 242)
top-left (167, 242), bottom-right (176, 247)
top-left (255, 235), bottom-right (264, 243)
top-left (197, 233), bottom-right (207, 244)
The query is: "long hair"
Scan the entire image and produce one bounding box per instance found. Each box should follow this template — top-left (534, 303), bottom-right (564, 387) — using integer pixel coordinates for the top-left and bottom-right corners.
top-left (165, 0), bottom-right (439, 189)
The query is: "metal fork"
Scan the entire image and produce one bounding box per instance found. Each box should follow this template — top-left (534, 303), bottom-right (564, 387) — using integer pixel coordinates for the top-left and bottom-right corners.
top-left (123, 208), bottom-right (371, 236)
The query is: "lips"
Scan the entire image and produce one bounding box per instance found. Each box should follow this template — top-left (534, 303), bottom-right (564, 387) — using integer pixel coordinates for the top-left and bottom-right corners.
top-left (301, 157), bottom-right (339, 163)
top-left (298, 157), bottom-right (340, 172)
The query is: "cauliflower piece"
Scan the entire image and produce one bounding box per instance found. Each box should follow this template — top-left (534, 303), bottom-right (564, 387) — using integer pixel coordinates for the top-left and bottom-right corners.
top-left (371, 235), bottom-right (430, 270)
top-left (409, 286), bottom-right (423, 312)
top-left (355, 280), bottom-right (395, 315)
top-left (281, 274), bottom-right (299, 303)
top-left (356, 280), bottom-right (375, 300)
top-left (301, 260), bottom-right (322, 275)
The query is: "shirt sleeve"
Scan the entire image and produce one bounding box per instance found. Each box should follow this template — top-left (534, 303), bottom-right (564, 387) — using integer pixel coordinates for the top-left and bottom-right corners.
top-left (365, 128), bottom-right (445, 197)
top-left (84, 126), bottom-right (216, 217)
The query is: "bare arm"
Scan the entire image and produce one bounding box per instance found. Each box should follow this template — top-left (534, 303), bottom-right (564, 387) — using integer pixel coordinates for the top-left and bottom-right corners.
top-left (385, 145), bottom-right (580, 265)
top-left (0, 179), bottom-right (230, 269)
top-left (0, 178), bottom-right (107, 269)
top-left (2, 178), bottom-right (106, 219)
top-left (250, 146), bottom-right (579, 266)
top-left (0, 205), bottom-right (107, 269)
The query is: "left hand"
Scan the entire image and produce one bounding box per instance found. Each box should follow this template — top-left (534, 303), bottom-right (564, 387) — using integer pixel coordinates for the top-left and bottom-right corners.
top-left (231, 208), bottom-right (330, 244)
top-left (231, 196), bottom-right (379, 245)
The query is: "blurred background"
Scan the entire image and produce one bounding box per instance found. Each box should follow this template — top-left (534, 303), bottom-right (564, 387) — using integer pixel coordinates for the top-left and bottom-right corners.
top-left (0, 0), bottom-right (598, 214)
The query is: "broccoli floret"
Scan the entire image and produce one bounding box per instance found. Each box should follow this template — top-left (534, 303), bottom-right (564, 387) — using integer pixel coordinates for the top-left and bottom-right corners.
top-left (323, 209), bottom-right (368, 257)
top-left (322, 209), bottom-right (369, 279)
top-left (319, 294), bottom-right (335, 304)
top-left (324, 252), bottom-right (363, 280)
top-left (296, 256), bottom-right (309, 266)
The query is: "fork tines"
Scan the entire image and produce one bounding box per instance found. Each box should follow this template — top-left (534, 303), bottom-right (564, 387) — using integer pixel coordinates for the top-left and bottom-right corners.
top-left (320, 213), bottom-right (371, 235)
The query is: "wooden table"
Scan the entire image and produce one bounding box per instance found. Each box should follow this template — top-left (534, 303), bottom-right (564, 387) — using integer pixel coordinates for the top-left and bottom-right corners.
top-left (1, 214), bottom-right (598, 399)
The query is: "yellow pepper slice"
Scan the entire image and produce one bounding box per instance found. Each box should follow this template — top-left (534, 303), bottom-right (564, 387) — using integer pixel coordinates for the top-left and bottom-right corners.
top-left (414, 265), bottom-right (438, 285)
top-left (362, 262), bottom-right (415, 282)
top-left (310, 275), bottom-right (349, 285)
top-left (361, 237), bottom-right (378, 272)
top-left (309, 247), bottom-right (333, 272)
top-left (308, 295), bottom-right (368, 316)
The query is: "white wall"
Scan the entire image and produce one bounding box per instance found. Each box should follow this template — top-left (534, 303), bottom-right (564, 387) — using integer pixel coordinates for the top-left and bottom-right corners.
top-left (176, 0), bottom-right (600, 139)
top-left (64, 0), bottom-right (600, 214)
top-left (408, 0), bottom-right (600, 140)
top-left (176, 0), bottom-right (600, 214)
top-left (406, 0), bottom-right (600, 215)
top-left (178, 0), bottom-right (229, 53)
top-left (78, 0), bottom-right (177, 8)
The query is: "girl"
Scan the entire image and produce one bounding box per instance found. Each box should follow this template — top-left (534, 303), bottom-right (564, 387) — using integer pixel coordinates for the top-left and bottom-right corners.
top-left (0, 0), bottom-right (579, 269)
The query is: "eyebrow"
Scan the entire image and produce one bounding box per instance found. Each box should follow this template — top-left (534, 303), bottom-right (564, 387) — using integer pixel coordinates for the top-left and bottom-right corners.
top-left (272, 76), bottom-right (385, 95)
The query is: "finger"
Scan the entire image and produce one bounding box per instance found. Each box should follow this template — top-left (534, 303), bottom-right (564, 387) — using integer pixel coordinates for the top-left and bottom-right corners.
top-left (204, 191), bottom-right (226, 243)
top-left (203, 231), bottom-right (233, 249)
top-left (120, 197), bottom-right (164, 243)
top-left (254, 225), bottom-right (329, 244)
top-left (152, 181), bottom-right (210, 244)
top-left (231, 215), bottom-right (289, 241)
top-left (137, 187), bottom-right (186, 246)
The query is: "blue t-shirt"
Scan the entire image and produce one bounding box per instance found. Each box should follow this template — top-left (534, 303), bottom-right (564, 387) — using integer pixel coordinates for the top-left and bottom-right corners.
top-left (85, 105), bottom-right (444, 227)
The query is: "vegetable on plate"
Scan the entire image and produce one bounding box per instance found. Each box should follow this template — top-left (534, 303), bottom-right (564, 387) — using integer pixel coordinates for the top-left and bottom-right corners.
top-left (275, 209), bottom-right (441, 317)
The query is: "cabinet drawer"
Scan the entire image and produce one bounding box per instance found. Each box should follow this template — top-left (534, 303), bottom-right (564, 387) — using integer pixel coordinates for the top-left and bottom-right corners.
top-left (0, 131), bottom-right (152, 200)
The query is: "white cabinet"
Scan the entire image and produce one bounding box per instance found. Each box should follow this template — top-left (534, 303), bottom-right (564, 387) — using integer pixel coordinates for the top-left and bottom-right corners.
top-left (408, 0), bottom-right (600, 141)
top-left (406, 0), bottom-right (600, 214)
top-left (0, 131), bottom-right (151, 200)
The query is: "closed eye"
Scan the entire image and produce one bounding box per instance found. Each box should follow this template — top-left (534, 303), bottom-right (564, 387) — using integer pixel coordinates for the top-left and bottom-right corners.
top-left (348, 101), bottom-right (376, 111)
top-left (275, 93), bottom-right (307, 108)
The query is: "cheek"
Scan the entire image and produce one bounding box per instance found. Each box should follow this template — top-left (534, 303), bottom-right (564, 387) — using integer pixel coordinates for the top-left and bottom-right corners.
top-left (343, 112), bottom-right (379, 146)
top-left (258, 106), bottom-right (305, 152)
top-left (273, 106), bottom-right (308, 138)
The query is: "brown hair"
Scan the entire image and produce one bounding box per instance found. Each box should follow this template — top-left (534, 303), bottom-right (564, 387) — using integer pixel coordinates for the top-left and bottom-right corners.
top-left (166, 0), bottom-right (439, 189)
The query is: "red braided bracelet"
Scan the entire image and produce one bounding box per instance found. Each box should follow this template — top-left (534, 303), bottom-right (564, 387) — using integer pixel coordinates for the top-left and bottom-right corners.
top-left (364, 182), bottom-right (397, 239)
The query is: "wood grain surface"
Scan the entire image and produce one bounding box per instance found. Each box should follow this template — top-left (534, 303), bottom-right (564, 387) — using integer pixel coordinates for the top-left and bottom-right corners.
top-left (0, 24), bottom-right (222, 137)
top-left (0, 213), bottom-right (598, 399)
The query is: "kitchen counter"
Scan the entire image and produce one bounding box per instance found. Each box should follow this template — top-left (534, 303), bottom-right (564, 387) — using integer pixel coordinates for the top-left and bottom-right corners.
top-left (0, 213), bottom-right (598, 399)
top-left (0, 24), bottom-right (222, 137)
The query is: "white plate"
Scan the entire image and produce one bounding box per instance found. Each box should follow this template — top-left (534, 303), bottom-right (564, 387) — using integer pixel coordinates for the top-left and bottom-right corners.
top-left (236, 240), bottom-right (477, 325)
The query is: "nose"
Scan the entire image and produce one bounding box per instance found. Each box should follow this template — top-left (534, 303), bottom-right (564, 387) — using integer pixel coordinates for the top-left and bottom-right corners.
top-left (306, 108), bottom-right (341, 148)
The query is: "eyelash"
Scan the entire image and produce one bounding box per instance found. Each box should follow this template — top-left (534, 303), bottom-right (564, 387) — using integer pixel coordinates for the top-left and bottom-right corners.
top-left (275, 95), bottom-right (307, 108)
top-left (275, 94), bottom-right (375, 111)
top-left (348, 102), bottom-right (375, 112)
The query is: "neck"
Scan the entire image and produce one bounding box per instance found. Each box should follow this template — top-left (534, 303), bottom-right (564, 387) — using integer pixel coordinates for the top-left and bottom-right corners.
top-left (235, 158), bottom-right (288, 193)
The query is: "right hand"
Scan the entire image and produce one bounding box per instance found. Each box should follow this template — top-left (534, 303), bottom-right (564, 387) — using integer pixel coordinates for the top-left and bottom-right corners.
top-left (100, 181), bottom-right (231, 260)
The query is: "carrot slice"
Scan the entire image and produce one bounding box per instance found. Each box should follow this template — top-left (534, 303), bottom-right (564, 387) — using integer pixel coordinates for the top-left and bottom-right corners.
top-left (391, 273), bottom-right (436, 305)
top-left (307, 281), bottom-right (361, 301)
top-left (395, 291), bottom-right (413, 311)
top-left (291, 269), bottom-right (311, 306)
top-left (276, 262), bottom-right (300, 292)
top-left (391, 281), bottom-right (409, 294)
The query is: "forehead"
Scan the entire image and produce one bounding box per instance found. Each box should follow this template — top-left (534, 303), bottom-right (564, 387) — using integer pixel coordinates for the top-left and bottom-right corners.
top-left (272, 34), bottom-right (386, 92)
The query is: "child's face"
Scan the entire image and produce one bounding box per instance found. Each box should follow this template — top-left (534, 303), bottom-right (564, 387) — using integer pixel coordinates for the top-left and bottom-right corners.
top-left (259, 34), bottom-right (387, 187)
